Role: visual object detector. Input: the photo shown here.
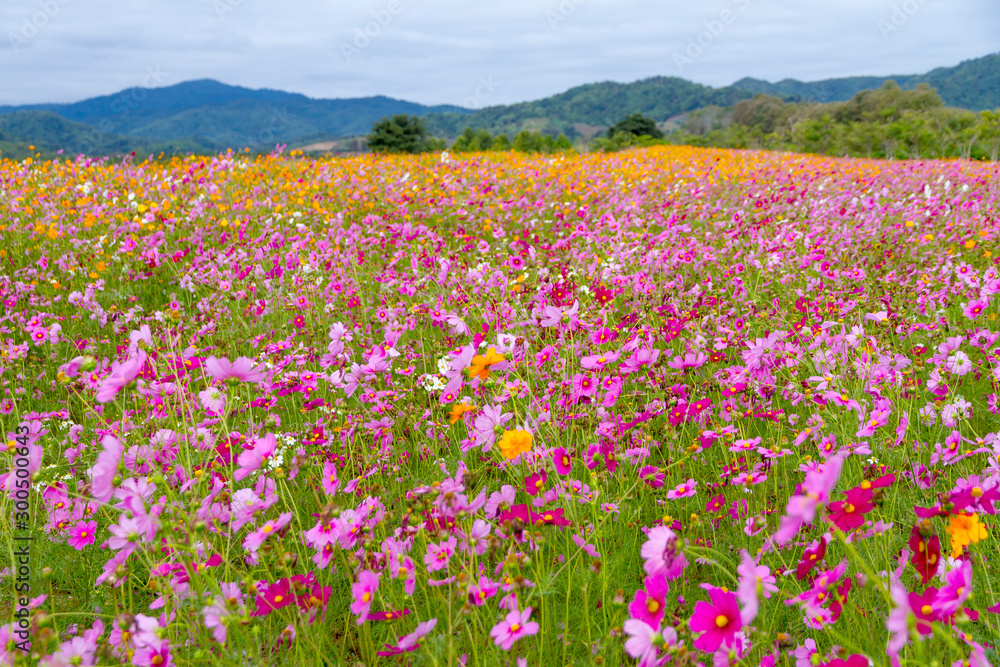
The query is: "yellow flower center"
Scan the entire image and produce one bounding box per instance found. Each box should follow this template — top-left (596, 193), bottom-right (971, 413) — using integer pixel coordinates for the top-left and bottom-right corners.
top-left (715, 614), bottom-right (728, 628)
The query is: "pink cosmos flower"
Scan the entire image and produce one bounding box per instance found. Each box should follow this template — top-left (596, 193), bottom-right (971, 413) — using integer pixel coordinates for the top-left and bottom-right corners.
top-left (580, 350), bottom-right (620, 371)
top-left (205, 356), bottom-right (267, 384)
top-left (489, 607), bottom-right (539, 651)
top-left (423, 536), bottom-right (456, 572)
top-left (534, 345), bottom-right (556, 369)
top-left (377, 618), bottom-right (438, 656)
top-left (473, 404), bottom-right (511, 451)
top-left (89, 435), bottom-right (124, 504)
top-left (243, 512), bottom-right (292, 552)
top-left (572, 372), bottom-right (597, 398)
top-left (666, 478), bottom-right (697, 500)
top-left (639, 465), bottom-right (664, 488)
top-left (552, 447), bottom-right (572, 475)
top-left (689, 587), bottom-right (742, 653)
top-left (68, 520), bottom-right (97, 550)
top-left (198, 387), bottom-right (226, 415)
top-left (628, 573), bottom-right (669, 628)
top-left (351, 570), bottom-right (380, 624)
top-left (774, 455), bottom-right (844, 544)
top-left (234, 433), bottom-right (278, 481)
top-left (132, 639), bottom-right (171, 667)
top-left (95, 352), bottom-right (146, 403)
top-left (823, 656), bottom-right (871, 667)
top-left (467, 576), bottom-right (499, 607)
top-left (962, 298), bottom-right (988, 319)
top-left (736, 550), bottom-right (762, 624)
top-left (321, 461), bottom-right (339, 495)
top-left (624, 620), bottom-right (679, 667)
top-left (640, 526), bottom-right (687, 581)
top-left (933, 559), bottom-right (972, 618)
top-left (886, 579), bottom-right (912, 665)
top-left (620, 346), bottom-right (660, 374)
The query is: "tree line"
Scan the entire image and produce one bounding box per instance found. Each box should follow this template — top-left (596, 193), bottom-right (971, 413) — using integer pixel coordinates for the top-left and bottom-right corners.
top-left (366, 82), bottom-right (1000, 161)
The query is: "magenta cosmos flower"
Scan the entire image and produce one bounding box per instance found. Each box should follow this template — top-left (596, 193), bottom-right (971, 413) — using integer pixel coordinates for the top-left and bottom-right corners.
top-left (67, 520), bottom-right (97, 550)
top-left (552, 447), bottom-right (572, 475)
top-left (689, 587), bottom-right (742, 653)
top-left (489, 607), bottom-right (539, 650)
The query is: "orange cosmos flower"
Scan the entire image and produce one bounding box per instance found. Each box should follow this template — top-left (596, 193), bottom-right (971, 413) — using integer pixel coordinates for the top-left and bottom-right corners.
top-left (946, 512), bottom-right (989, 558)
top-left (467, 347), bottom-right (505, 380)
top-left (498, 429), bottom-right (533, 460)
top-left (449, 403), bottom-right (477, 425)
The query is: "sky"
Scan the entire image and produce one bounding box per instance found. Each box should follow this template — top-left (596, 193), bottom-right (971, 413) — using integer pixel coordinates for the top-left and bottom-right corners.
top-left (1, 0), bottom-right (998, 108)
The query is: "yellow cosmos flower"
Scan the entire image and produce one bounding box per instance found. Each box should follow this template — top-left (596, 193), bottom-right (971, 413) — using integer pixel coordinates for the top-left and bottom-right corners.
top-left (498, 429), bottom-right (533, 460)
top-left (947, 513), bottom-right (989, 558)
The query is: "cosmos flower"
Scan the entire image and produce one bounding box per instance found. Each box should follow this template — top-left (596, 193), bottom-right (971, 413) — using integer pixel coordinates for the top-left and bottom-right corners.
top-left (489, 607), bottom-right (539, 651)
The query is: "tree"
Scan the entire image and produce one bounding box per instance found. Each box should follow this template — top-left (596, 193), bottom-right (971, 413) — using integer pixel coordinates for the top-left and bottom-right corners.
top-left (367, 115), bottom-right (433, 154)
top-left (608, 113), bottom-right (663, 139)
top-left (451, 127), bottom-right (494, 152)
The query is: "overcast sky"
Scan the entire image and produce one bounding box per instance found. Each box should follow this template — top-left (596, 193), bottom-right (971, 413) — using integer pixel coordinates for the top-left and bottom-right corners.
top-left (2, 0), bottom-right (997, 107)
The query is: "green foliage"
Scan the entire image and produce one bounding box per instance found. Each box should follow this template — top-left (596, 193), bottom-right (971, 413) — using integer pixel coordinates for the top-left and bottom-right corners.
top-left (366, 115), bottom-right (438, 154)
top-left (0, 110), bottom-right (223, 159)
top-left (590, 131), bottom-right (666, 153)
top-left (665, 85), bottom-right (1000, 161)
top-left (607, 113), bottom-right (663, 139)
top-left (451, 127), bottom-right (497, 152)
top-left (449, 126), bottom-right (572, 154)
top-left (731, 53), bottom-right (1000, 110)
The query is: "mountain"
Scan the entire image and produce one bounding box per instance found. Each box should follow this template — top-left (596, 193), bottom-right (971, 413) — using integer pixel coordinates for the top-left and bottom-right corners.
top-left (423, 77), bottom-right (753, 139)
top-left (0, 110), bottom-right (225, 159)
top-left (2, 53), bottom-right (998, 155)
top-left (421, 53), bottom-right (1000, 141)
top-left (0, 79), bottom-right (470, 151)
top-left (730, 53), bottom-right (1000, 109)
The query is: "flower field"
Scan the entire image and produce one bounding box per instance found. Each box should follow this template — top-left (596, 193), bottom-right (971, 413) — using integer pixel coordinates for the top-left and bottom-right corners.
top-left (1, 144), bottom-right (999, 666)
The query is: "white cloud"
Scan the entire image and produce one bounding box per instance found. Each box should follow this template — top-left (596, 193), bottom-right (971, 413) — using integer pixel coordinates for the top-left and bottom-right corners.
top-left (0, 0), bottom-right (997, 106)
